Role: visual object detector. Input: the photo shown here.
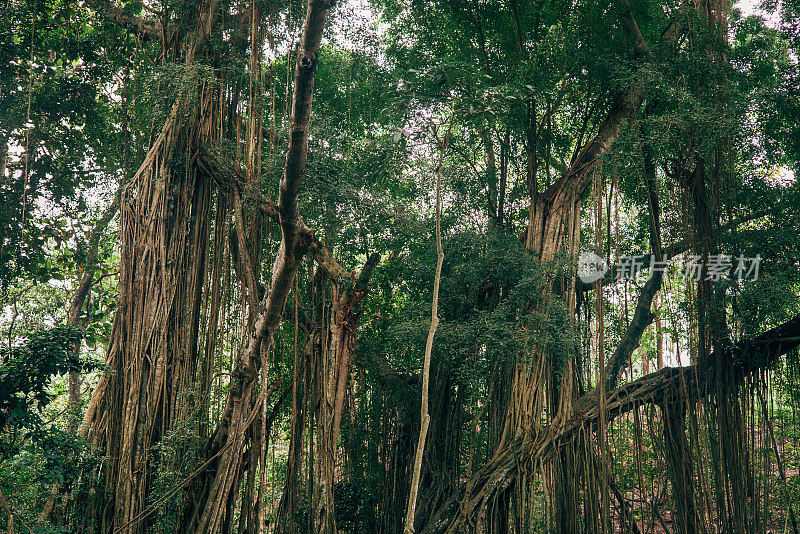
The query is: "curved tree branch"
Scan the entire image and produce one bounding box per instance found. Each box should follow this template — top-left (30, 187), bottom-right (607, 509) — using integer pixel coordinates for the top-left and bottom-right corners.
top-left (421, 311), bottom-right (800, 533)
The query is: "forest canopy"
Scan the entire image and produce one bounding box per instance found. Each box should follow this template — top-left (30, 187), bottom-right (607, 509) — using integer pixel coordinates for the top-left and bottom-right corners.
top-left (1, 0), bottom-right (800, 532)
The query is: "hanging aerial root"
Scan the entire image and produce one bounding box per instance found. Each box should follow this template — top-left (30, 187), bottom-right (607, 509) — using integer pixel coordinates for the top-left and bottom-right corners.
top-left (420, 312), bottom-right (800, 533)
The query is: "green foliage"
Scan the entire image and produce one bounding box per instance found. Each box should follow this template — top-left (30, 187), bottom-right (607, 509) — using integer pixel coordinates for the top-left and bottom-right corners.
top-left (0, 325), bottom-right (102, 530)
top-left (1, 0), bottom-right (800, 529)
top-left (0, 325), bottom-right (88, 437)
top-left (0, 0), bottom-right (131, 289)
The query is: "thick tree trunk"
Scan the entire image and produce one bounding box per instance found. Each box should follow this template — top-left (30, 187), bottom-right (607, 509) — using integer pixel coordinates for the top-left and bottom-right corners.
top-left (661, 402), bottom-right (698, 534)
top-left (478, 3), bottom-right (682, 530)
top-left (77, 6), bottom-right (220, 526)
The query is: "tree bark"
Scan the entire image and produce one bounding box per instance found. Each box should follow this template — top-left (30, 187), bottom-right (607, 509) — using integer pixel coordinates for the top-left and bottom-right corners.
top-left (660, 402), bottom-right (698, 534)
top-left (64, 187), bottom-right (122, 434)
top-left (77, 4), bottom-right (221, 530)
top-left (419, 311), bottom-right (800, 533)
top-left (404, 122), bottom-right (448, 534)
top-left (36, 188), bottom-right (122, 526)
top-left (313, 253), bottom-right (380, 534)
top-left (182, 1), bottom-right (334, 530)
top-left (275, 330), bottom-right (313, 534)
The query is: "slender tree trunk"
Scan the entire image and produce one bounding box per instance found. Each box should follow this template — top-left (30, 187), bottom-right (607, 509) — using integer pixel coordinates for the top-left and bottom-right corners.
top-left (38, 190), bottom-right (120, 522)
top-left (37, 186), bottom-right (121, 524)
top-left (487, 486), bottom-right (511, 534)
top-left (655, 296), bottom-right (663, 370)
top-left (64, 187), bottom-right (122, 433)
top-left (404, 120), bottom-right (450, 534)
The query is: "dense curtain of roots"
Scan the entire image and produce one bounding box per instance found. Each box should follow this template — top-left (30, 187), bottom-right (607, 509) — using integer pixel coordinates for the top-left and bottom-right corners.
top-left (77, 72), bottom-right (222, 533)
top-left (57, 0), bottom-right (800, 532)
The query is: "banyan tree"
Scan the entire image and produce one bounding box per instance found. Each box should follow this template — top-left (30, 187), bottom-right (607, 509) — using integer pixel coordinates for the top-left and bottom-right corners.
top-left (1, 0), bottom-right (800, 532)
